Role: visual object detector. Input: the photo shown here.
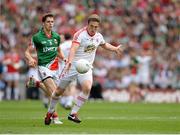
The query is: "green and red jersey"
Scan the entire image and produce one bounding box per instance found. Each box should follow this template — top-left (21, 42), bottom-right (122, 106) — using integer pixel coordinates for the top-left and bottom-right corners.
top-left (31, 28), bottom-right (61, 70)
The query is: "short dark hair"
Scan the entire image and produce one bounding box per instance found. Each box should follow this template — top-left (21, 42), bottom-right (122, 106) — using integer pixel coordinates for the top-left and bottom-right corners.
top-left (64, 33), bottom-right (72, 40)
top-left (88, 14), bottom-right (101, 24)
top-left (42, 13), bottom-right (54, 22)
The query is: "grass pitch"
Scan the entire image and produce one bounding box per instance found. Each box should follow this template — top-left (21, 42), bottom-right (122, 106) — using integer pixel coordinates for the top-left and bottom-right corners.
top-left (0, 100), bottom-right (180, 134)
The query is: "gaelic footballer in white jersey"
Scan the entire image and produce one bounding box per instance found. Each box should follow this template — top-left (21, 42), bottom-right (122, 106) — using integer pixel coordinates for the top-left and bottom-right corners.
top-left (46, 14), bottom-right (123, 124)
top-left (72, 26), bottom-right (105, 65)
top-left (58, 26), bottom-right (106, 89)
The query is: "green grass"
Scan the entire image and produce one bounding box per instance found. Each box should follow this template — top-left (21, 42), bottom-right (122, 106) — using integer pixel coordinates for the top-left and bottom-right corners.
top-left (0, 100), bottom-right (180, 134)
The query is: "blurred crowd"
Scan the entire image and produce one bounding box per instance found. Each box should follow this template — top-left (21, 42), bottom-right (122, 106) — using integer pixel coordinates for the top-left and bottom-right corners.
top-left (0, 0), bottom-right (180, 100)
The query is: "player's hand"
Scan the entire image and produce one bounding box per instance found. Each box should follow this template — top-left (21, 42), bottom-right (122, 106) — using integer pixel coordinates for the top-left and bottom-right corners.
top-left (64, 61), bottom-right (72, 73)
top-left (59, 60), bottom-right (71, 79)
top-left (115, 44), bottom-right (125, 56)
top-left (63, 58), bottom-right (67, 63)
top-left (28, 58), bottom-right (37, 68)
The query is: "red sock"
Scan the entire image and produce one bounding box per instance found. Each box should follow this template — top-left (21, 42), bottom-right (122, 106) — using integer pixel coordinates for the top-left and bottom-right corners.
top-left (36, 81), bottom-right (40, 88)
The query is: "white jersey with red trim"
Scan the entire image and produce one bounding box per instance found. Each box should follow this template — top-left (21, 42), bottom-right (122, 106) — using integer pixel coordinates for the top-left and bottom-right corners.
top-left (59, 40), bottom-right (72, 70)
top-left (72, 27), bottom-right (105, 64)
top-left (60, 40), bottom-right (72, 58)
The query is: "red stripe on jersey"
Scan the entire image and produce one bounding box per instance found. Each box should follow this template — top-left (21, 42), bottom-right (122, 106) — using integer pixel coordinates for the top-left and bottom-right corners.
top-left (49, 57), bottom-right (59, 70)
top-left (73, 27), bottom-right (86, 41)
top-left (72, 41), bottom-right (80, 45)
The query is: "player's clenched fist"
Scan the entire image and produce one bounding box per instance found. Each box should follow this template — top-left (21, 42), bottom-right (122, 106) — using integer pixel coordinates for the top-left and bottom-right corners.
top-left (28, 58), bottom-right (37, 68)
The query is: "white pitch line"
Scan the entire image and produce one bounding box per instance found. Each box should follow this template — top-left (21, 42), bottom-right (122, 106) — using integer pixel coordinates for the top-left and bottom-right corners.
top-left (84, 116), bottom-right (178, 120)
top-left (0, 116), bottom-right (178, 120)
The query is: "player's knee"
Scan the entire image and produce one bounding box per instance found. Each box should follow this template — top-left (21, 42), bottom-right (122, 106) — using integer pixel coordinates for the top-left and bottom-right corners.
top-left (83, 89), bottom-right (91, 95)
top-left (51, 87), bottom-right (63, 98)
top-left (81, 83), bottom-right (92, 95)
top-left (56, 87), bottom-right (65, 95)
top-left (52, 91), bottom-right (60, 99)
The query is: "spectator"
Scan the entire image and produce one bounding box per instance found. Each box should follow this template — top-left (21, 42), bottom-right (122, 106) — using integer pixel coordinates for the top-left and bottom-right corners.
top-left (0, 0), bottom-right (179, 101)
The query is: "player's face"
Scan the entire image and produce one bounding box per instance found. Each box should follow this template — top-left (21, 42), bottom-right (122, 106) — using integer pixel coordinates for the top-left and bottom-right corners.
top-left (43, 17), bottom-right (54, 31)
top-left (87, 21), bottom-right (99, 36)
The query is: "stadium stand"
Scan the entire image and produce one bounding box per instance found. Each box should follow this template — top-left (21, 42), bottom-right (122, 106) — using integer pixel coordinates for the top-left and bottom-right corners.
top-left (0, 0), bottom-right (179, 102)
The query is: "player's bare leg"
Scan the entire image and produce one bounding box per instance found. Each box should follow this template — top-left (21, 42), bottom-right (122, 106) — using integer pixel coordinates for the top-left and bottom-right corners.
top-left (45, 87), bottom-right (64, 125)
top-left (60, 82), bottom-right (76, 109)
top-left (27, 77), bottom-right (62, 124)
top-left (41, 78), bottom-right (62, 125)
top-left (26, 77), bottom-right (51, 97)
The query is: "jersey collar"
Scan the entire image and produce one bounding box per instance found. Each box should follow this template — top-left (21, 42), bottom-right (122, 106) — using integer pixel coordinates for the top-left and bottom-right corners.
top-left (86, 27), bottom-right (96, 37)
top-left (40, 28), bottom-right (52, 38)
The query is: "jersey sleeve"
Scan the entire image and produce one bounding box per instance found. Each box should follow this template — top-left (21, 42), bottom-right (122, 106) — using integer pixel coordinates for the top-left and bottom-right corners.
top-left (99, 34), bottom-right (106, 45)
top-left (72, 31), bottom-right (82, 44)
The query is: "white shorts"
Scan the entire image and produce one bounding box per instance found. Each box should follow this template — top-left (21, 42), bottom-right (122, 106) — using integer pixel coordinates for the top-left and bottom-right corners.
top-left (30, 66), bottom-right (59, 84)
top-left (4, 72), bottom-right (20, 81)
top-left (58, 65), bottom-right (93, 90)
top-left (27, 68), bottom-right (40, 81)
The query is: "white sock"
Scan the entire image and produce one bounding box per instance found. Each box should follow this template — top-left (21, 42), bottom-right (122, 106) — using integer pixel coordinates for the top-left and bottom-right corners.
top-left (48, 92), bottom-right (59, 113)
top-left (60, 96), bottom-right (66, 106)
top-left (71, 92), bottom-right (88, 114)
top-left (6, 87), bottom-right (11, 100)
top-left (42, 96), bottom-right (49, 105)
top-left (14, 87), bottom-right (19, 100)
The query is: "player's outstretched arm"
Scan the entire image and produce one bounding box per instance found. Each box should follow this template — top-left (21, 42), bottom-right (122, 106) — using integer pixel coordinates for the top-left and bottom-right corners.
top-left (100, 43), bottom-right (124, 56)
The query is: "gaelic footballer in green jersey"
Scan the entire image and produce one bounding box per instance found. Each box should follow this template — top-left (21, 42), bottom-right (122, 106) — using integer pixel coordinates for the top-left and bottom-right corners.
top-left (31, 28), bottom-right (61, 70)
top-left (25, 13), bottom-right (64, 125)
